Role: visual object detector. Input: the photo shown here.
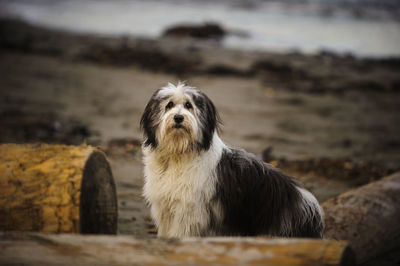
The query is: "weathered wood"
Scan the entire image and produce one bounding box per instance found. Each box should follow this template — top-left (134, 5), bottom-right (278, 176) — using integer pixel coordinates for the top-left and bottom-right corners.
top-left (0, 143), bottom-right (117, 234)
top-left (323, 172), bottom-right (400, 264)
top-left (0, 232), bottom-right (354, 265)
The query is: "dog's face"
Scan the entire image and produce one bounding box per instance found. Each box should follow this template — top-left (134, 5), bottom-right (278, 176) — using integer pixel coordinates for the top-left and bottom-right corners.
top-left (140, 83), bottom-right (219, 154)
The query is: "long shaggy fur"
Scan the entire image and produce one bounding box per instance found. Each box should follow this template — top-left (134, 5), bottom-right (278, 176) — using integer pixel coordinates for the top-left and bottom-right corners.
top-left (140, 82), bottom-right (324, 238)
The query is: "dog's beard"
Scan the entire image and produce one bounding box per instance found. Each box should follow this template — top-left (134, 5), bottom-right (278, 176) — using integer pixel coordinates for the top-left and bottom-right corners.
top-left (157, 115), bottom-right (197, 155)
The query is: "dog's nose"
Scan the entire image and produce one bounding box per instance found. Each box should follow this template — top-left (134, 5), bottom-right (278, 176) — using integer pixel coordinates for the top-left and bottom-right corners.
top-left (174, 114), bottom-right (184, 124)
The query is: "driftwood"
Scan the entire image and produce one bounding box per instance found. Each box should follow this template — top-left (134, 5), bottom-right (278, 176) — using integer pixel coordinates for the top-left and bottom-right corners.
top-left (323, 172), bottom-right (400, 264)
top-left (0, 232), bottom-right (354, 265)
top-left (0, 144), bottom-right (117, 234)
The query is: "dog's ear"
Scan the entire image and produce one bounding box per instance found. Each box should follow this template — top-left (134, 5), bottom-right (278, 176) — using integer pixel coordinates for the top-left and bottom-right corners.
top-left (140, 91), bottom-right (161, 148)
top-left (193, 91), bottom-right (221, 151)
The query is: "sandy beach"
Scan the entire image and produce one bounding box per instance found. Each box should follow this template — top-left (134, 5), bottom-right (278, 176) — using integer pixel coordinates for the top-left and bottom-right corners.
top-left (1, 18), bottom-right (399, 240)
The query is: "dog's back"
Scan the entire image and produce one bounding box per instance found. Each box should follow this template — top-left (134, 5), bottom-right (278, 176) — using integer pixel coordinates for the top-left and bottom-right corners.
top-left (211, 147), bottom-right (324, 238)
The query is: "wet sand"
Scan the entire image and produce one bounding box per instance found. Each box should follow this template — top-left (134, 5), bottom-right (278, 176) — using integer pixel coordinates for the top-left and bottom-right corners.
top-left (0, 19), bottom-right (399, 238)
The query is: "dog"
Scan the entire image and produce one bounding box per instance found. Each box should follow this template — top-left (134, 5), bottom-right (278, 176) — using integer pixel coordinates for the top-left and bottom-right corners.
top-left (140, 82), bottom-right (323, 238)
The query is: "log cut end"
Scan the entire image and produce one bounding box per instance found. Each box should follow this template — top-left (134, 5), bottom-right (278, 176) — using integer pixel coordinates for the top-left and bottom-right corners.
top-left (80, 150), bottom-right (118, 234)
top-left (339, 245), bottom-right (357, 266)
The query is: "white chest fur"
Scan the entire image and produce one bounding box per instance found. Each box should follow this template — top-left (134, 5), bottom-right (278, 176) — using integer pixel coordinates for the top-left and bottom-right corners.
top-left (142, 135), bottom-right (224, 237)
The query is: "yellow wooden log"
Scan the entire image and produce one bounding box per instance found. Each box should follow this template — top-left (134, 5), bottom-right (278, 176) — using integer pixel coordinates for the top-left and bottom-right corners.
top-left (0, 232), bottom-right (354, 265)
top-left (0, 143), bottom-right (117, 234)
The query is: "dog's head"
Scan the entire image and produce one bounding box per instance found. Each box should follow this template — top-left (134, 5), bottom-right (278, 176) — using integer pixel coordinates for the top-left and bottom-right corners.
top-left (140, 82), bottom-right (220, 154)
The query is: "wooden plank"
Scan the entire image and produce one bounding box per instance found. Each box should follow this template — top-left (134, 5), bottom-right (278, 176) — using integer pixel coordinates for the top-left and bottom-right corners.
top-left (0, 232), bottom-right (353, 265)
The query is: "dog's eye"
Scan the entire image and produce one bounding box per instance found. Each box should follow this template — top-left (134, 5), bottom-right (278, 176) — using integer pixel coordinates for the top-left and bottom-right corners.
top-left (166, 101), bottom-right (174, 109)
top-left (185, 101), bottom-right (193, 109)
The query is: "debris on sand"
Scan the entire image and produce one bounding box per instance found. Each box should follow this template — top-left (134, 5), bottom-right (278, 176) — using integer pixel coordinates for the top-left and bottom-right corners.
top-left (261, 146), bottom-right (399, 202)
top-left (262, 146), bottom-right (396, 185)
top-left (251, 53), bottom-right (400, 93)
top-left (80, 44), bottom-right (201, 75)
top-left (0, 109), bottom-right (93, 145)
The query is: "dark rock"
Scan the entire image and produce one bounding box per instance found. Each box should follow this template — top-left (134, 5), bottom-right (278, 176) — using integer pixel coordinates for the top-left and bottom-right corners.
top-left (163, 23), bottom-right (226, 40)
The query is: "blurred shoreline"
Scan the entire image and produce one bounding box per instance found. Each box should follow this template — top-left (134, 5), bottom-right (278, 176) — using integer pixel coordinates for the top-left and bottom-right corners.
top-left (1, 18), bottom-right (399, 93)
top-left (1, 0), bottom-right (400, 58)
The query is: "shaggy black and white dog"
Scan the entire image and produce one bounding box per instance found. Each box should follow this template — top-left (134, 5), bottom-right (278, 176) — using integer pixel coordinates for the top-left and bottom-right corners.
top-left (140, 82), bottom-right (323, 238)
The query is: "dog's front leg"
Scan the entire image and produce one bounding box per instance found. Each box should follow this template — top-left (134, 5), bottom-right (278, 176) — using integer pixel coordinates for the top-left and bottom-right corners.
top-left (168, 202), bottom-right (210, 237)
top-left (150, 204), bottom-right (172, 237)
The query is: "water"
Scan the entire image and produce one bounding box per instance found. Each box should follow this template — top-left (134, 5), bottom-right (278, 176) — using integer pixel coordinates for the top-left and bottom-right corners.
top-left (1, 0), bottom-right (400, 57)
